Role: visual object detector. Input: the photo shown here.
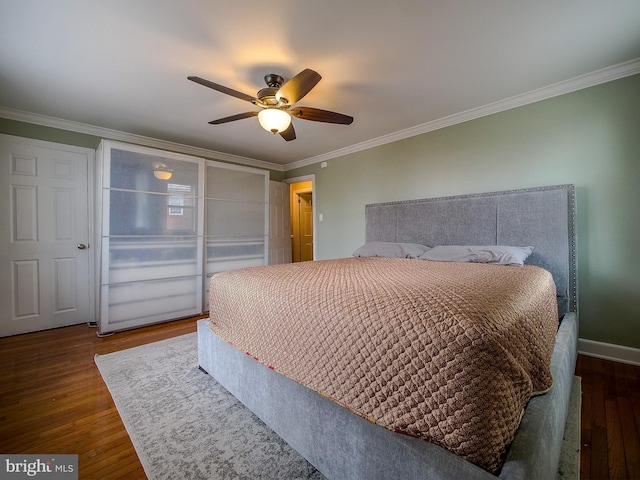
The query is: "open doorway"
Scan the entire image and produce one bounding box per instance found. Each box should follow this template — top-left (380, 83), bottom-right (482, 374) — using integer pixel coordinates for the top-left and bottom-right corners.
top-left (289, 180), bottom-right (313, 262)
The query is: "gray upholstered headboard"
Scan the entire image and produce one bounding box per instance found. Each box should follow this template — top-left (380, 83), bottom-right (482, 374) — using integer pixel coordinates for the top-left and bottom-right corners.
top-left (365, 184), bottom-right (577, 317)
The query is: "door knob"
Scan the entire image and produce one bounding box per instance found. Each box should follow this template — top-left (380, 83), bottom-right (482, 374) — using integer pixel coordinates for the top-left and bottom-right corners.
top-left (77, 244), bottom-right (87, 250)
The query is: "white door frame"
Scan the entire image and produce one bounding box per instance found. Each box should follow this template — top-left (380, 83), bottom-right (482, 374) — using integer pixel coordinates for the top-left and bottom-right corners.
top-left (285, 174), bottom-right (316, 261)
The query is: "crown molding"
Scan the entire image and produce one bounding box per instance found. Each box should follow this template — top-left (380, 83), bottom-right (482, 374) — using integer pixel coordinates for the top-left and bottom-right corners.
top-left (3, 57), bottom-right (638, 174)
top-left (0, 106), bottom-right (283, 172)
top-left (284, 58), bottom-right (640, 171)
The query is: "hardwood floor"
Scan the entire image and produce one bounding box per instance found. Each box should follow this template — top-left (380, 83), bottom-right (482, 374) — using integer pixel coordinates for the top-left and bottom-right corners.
top-left (0, 317), bottom-right (200, 479)
top-left (1, 318), bottom-right (639, 479)
top-left (576, 354), bottom-right (640, 480)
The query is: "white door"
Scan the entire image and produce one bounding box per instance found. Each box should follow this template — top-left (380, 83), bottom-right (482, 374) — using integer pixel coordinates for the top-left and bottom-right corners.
top-left (269, 181), bottom-right (292, 265)
top-left (0, 135), bottom-right (93, 337)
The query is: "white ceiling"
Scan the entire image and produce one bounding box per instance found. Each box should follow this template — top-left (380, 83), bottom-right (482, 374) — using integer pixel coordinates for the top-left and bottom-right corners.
top-left (1, 0), bottom-right (639, 168)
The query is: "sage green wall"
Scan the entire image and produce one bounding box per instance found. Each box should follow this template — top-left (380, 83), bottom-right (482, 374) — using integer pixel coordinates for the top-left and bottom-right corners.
top-left (0, 118), bottom-right (102, 149)
top-left (286, 74), bottom-right (640, 349)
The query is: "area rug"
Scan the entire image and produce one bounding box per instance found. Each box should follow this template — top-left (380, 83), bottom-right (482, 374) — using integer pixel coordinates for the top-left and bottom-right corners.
top-left (95, 333), bottom-right (580, 480)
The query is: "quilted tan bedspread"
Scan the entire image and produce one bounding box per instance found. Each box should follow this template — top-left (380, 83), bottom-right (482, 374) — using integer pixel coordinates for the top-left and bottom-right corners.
top-left (208, 257), bottom-right (559, 473)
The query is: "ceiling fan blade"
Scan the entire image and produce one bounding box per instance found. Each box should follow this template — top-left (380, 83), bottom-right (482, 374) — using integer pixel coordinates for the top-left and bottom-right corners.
top-left (276, 69), bottom-right (322, 104)
top-left (208, 111), bottom-right (258, 124)
top-left (188, 76), bottom-right (256, 103)
top-left (279, 123), bottom-right (296, 141)
top-left (290, 106), bottom-right (354, 125)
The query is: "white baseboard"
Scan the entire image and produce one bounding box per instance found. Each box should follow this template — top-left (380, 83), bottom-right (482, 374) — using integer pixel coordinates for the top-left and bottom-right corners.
top-left (578, 338), bottom-right (640, 366)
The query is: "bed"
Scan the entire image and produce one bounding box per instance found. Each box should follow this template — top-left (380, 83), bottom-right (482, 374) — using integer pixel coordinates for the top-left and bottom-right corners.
top-left (198, 184), bottom-right (578, 480)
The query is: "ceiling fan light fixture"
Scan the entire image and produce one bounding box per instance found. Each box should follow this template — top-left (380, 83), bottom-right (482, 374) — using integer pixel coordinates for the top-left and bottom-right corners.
top-left (188, 69), bottom-right (352, 141)
top-left (154, 170), bottom-right (173, 180)
top-left (152, 162), bottom-right (173, 180)
top-left (258, 108), bottom-right (291, 134)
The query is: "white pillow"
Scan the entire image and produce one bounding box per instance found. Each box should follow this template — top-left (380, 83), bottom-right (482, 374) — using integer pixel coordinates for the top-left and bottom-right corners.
top-left (418, 245), bottom-right (534, 266)
top-left (353, 242), bottom-right (432, 259)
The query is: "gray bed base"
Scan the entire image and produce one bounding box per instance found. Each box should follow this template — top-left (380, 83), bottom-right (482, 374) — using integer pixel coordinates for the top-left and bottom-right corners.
top-left (199, 314), bottom-right (576, 479)
top-left (198, 184), bottom-right (578, 479)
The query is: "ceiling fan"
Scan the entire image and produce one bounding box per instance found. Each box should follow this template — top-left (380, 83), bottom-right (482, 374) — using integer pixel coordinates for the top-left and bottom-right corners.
top-left (188, 68), bottom-right (353, 141)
